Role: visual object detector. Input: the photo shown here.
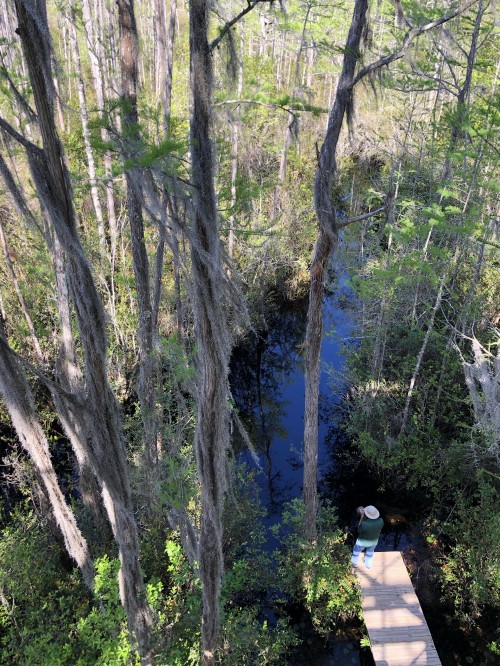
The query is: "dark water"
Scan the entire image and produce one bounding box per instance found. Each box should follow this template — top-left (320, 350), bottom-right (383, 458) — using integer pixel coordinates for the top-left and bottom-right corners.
top-left (230, 272), bottom-right (355, 521)
top-left (230, 269), bottom-right (494, 665)
top-left (230, 271), bottom-right (369, 664)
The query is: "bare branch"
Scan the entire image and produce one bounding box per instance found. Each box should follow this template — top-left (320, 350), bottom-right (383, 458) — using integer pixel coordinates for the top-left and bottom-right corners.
top-left (337, 206), bottom-right (385, 229)
top-left (209, 0), bottom-right (273, 53)
top-left (0, 116), bottom-right (41, 153)
top-left (0, 65), bottom-right (37, 122)
top-left (0, 332), bottom-right (86, 407)
top-left (351, 0), bottom-right (479, 89)
top-left (0, 153), bottom-right (44, 235)
top-left (212, 99), bottom-right (300, 116)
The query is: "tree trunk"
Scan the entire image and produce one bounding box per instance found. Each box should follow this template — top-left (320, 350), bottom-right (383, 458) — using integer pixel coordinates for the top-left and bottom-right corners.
top-left (117, 0), bottom-right (158, 474)
top-left (0, 316), bottom-right (94, 590)
top-left (303, 0), bottom-right (369, 541)
top-left (154, 0), bottom-right (184, 341)
top-left (82, 0), bottom-right (118, 253)
top-left (229, 23), bottom-right (244, 258)
top-left (13, 1), bottom-right (152, 660)
top-left (189, 0), bottom-right (232, 661)
top-left (67, 1), bottom-right (106, 252)
top-left (156, 0), bottom-right (177, 135)
top-left (278, 6), bottom-right (311, 184)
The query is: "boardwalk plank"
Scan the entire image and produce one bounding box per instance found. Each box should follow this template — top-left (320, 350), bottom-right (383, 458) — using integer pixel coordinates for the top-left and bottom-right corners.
top-left (357, 551), bottom-right (442, 666)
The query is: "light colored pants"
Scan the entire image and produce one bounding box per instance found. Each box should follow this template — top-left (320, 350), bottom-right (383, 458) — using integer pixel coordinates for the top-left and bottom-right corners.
top-left (351, 540), bottom-right (376, 568)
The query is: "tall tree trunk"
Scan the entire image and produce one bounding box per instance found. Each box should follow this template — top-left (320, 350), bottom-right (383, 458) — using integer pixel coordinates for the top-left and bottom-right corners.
top-left (12, 1), bottom-right (152, 660)
top-left (189, 0), bottom-right (232, 661)
top-left (156, 0), bottom-right (177, 135)
top-left (229, 23), bottom-right (244, 259)
top-left (49, 230), bottom-right (111, 539)
top-left (117, 0), bottom-right (158, 473)
top-left (154, 0), bottom-right (183, 339)
top-left (0, 317), bottom-right (94, 590)
top-left (302, 0), bottom-right (479, 540)
top-left (278, 5), bottom-right (311, 185)
top-left (0, 150), bottom-right (107, 532)
top-left (303, 0), bottom-right (369, 541)
top-left (81, 0), bottom-right (118, 254)
top-left (67, 1), bottom-right (106, 252)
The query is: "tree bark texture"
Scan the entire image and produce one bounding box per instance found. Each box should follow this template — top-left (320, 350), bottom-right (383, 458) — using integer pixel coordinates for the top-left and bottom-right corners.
top-left (303, 0), bottom-right (368, 541)
top-left (155, 0), bottom-right (177, 134)
top-left (189, 0), bottom-right (231, 661)
top-left (13, 1), bottom-right (152, 661)
top-left (0, 317), bottom-right (95, 590)
top-left (117, 0), bottom-right (158, 475)
top-left (67, 0), bottom-right (106, 251)
top-left (81, 0), bottom-right (117, 253)
top-left (462, 336), bottom-right (500, 453)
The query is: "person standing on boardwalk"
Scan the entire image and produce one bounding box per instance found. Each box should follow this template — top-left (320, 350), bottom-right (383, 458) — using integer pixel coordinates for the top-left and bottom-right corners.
top-left (351, 505), bottom-right (384, 569)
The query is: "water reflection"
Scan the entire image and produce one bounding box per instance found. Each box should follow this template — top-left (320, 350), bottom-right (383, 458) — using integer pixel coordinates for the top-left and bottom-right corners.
top-left (230, 300), bottom-right (307, 512)
top-left (230, 271), bottom-right (355, 517)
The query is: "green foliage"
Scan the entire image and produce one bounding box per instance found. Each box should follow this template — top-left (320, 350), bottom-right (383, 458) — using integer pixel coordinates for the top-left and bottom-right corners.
top-left (74, 556), bottom-right (139, 665)
top-left (152, 536), bottom-right (202, 665)
top-left (217, 608), bottom-right (298, 665)
top-left (0, 509), bottom-right (89, 665)
top-left (273, 500), bottom-right (360, 635)
top-left (218, 468), bottom-right (299, 664)
top-left (436, 477), bottom-right (500, 627)
top-left (0, 511), bottom-right (143, 665)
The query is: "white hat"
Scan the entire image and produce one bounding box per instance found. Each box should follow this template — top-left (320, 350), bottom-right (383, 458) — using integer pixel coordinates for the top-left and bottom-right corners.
top-left (364, 505), bottom-right (380, 519)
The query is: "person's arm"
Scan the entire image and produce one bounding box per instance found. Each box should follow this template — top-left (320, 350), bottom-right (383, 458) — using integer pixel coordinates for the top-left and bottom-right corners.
top-left (357, 506), bottom-right (365, 526)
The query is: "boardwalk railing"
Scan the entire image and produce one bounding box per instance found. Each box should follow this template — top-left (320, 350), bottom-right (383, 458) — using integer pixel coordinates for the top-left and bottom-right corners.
top-left (356, 551), bottom-right (442, 666)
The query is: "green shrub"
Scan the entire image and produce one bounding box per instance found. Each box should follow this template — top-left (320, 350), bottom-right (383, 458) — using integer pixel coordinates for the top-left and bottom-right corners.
top-left (273, 499), bottom-right (361, 636)
top-left (0, 509), bottom-right (89, 665)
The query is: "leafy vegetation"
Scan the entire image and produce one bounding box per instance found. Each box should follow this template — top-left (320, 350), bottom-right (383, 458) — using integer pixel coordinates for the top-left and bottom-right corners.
top-left (0, 0), bottom-right (498, 663)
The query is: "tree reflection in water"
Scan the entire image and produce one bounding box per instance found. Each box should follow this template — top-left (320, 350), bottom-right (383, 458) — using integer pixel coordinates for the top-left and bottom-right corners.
top-left (230, 270), bottom-right (355, 521)
top-left (230, 300), bottom-right (307, 513)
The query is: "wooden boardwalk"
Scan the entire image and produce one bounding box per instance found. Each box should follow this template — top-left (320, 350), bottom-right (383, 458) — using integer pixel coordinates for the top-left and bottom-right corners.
top-left (356, 551), bottom-right (442, 666)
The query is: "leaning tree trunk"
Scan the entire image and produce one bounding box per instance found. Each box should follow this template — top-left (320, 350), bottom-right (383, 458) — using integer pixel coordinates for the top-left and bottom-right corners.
top-left (303, 0), bottom-right (369, 541)
top-left (189, 0), bottom-right (231, 662)
top-left (302, 0), bottom-right (478, 541)
top-left (0, 153), bottom-right (107, 535)
top-left (12, 1), bottom-right (152, 661)
top-left (0, 317), bottom-right (94, 590)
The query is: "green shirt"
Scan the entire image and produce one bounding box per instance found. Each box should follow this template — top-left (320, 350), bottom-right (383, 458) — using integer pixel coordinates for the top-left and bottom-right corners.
top-left (357, 516), bottom-right (384, 548)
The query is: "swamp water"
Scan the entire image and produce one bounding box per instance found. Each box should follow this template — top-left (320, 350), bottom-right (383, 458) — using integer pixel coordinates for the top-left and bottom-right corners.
top-left (230, 271), bottom-right (491, 665)
top-left (230, 272), bottom-right (371, 665)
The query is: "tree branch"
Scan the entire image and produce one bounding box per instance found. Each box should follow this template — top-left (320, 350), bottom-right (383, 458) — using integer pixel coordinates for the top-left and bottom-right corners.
top-left (0, 153), bottom-right (44, 236)
top-left (209, 0), bottom-right (272, 53)
top-left (350, 0), bottom-right (479, 89)
top-left (0, 115), bottom-right (41, 154)
top-left (337, 206), bottom-right (385, 229)
top-left (0, 332), bottom-right (86, 407)
top-left (213, 98), bottom-right (304, 119)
